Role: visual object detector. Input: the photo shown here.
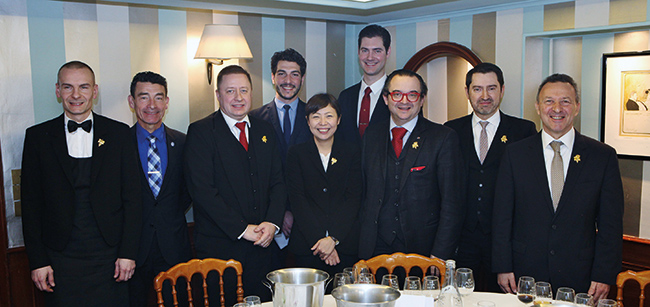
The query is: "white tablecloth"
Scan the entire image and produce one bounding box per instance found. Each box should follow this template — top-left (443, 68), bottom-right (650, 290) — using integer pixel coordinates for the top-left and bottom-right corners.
top-left (260, 291), bottom-right (524, 306)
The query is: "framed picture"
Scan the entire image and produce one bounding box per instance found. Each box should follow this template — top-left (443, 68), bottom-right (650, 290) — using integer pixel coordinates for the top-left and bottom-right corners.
top-left (601, 51), bottom-right (650, 159)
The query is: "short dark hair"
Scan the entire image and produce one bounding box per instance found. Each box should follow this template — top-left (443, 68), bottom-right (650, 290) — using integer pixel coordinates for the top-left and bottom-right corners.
top-left (536, 73), bottom-right (580, 103)
top-left (382, 69), bottom-right (428, 98)
top-left (57, 60), bottom-right (95, 83)
top-left (305, 93), bottom-right (341, 118)
top-left (465, 62), bottom-right (504, 88)
top-left (130, 71), bottom-right (167, 97)
top-left (216, 65), bottom-right (252, 91)
top-left (271, 48), bottom-right (306, 76)
top-left (358, 24), bottom-right (391, 51)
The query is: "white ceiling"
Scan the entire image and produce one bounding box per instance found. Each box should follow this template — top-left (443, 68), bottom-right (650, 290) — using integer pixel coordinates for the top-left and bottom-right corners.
top-left (82, 0), bottom-right (562, 23)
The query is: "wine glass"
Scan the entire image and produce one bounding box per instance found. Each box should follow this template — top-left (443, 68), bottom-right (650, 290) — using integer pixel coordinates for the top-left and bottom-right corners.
top-left (343, 267), bottom-right (355, 282)
top-left (333, 273), bottom-right (353, 289)
top-left (517, 276), bottom-right (536, 304)
top-left (556, 287), bottom-right (576, 302)
top-left (357, 273), bottom-right (375, 284)
top-left (404, 276), bottom-right (421, 294)
top-left (597, 299), bottom-right (618, 307)
top-left (233, 303), bottom-right (251, 307)
top-left (381, 274), bottom-right (400, 290)
top-left (575, 293), bottom-right (593, 306)
top-left (534, 281), bottom-right (553, 304)
top-left (422, 275), bottom-right (440, 298)
top-left (455, 268), bottom-right (474, 296)
top-left (244, 295), bottom-right (261, 306)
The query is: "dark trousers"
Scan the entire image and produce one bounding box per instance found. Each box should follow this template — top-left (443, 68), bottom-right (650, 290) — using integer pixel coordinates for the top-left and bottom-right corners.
top-left (455, 226), bottom-right (500, 292)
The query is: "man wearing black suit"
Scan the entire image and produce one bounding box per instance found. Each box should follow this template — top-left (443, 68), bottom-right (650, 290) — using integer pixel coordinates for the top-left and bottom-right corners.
top-left (492, 74), bottom-right (623, 302)
top-left (444, 63), bottom-right (536, 292)
top-left (337, 24), bottom-right (391, 143)
top-left (185, 65), bottom-right (285, 305)
top-left (249, 48), bottom-right (311, 240)
top-left (127, 71), bottom-right (192, 307)
top-left (21, 61), bottom-right (141, 306)
top-left (359, 69), bottom-right (464, 261)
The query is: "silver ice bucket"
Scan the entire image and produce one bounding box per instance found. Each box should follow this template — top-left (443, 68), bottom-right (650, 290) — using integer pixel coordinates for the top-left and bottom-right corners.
top-left (331, 284), bottom-right (401, 307)
top-left (265, 268), bottom-right (330, 307)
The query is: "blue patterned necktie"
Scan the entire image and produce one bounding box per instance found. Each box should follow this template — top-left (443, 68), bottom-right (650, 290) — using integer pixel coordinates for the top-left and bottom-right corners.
top-left (283, 104), bottom-right (291, 145)
top-left (147, 135), bottom-right (162, 198)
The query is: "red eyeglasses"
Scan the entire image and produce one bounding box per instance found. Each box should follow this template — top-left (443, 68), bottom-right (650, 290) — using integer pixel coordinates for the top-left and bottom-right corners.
top-left (388, 91), bottom-right (421, 102)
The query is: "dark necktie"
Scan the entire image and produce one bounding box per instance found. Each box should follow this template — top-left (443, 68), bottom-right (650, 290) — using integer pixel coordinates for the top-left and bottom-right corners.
top-left (359, 87), bottom-right (372, 137)
top-left (283, 104), bottom-right (291, 145)
top-left (146, 135), bottom-right (162, 198)
top-left (391, 127), bottom-right (407, 158)
top-left (67, 120), bottom-right (92, 133)
top-left (235, 122), bottom-right (248, 151)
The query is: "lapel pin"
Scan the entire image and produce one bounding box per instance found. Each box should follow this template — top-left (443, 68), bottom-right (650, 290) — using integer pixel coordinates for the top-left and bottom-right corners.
top-left (412, 141), bottom-right (419, 149)
top-left (98, 139), bottom-right (105, 147)
top-left (501, 135), bottom-right (508, 143)
top-left (262, 135), bottom-right (267, 143)
top-left (574, 154), bottom-right (581, 163)
top-left (331, 157), bottom-right (337, 165)
top-left (171, 141), bottom-right (175, 147)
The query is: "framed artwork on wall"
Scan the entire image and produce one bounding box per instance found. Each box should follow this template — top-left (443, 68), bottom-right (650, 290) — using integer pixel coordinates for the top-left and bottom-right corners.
top-left (601, 50), bottom-right (650, 159)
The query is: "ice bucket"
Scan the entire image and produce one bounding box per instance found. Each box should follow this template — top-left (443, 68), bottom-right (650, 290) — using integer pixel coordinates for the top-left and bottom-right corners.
top-left (265, 268), bottom-right (330, 307)
top-left (331, 284), bottom-right (401, 307)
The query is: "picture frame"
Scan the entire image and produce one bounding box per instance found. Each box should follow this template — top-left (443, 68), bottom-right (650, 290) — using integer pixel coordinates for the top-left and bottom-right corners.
top-left (601, 51), bottom-right (650, 160)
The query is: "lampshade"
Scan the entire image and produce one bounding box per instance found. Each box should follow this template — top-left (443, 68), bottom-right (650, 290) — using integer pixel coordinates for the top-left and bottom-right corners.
top-left (194, 24), bottom-right (253, 60)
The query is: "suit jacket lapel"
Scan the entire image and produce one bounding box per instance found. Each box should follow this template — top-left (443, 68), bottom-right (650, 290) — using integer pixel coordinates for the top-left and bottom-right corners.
top-left (458, 116), bottom-right (479, 166)
top-left (290, 100), bottom-right (309, 145)
top-left (266, 102), bottom-right (285, 148)
top-left (307, 139), bottom-right (327, 178)
top-left (529, 133), bottom-right (555, 214)
top-left (214, 111), bottom-right (250, 207)
top-left (159, 125), bottom-right (179, 196)
top-left (91, 114), bottom-right (109, 185)
top-left (555, 132), bottom-right (588, 216)
top-left (51, 115), bottom-right (75, 185)
top-left (399, 118), bottom-right (425, 191)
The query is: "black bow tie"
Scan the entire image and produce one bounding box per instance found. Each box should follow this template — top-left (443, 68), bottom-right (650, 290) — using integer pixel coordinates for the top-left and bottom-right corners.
top-left (67, 120), bottom-right (92, 133)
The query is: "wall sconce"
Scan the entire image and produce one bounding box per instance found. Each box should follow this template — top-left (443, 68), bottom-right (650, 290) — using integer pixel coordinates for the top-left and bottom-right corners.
top-left (194, 24), bottom-right (253, 84)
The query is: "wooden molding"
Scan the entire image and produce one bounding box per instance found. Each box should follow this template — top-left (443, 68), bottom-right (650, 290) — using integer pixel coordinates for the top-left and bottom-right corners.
top-left (403, 41), bottom-right (482, 72)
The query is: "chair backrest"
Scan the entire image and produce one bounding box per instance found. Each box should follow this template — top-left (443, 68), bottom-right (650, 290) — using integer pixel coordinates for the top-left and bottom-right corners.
top-left (354, 252), bottom-right (447, 284)
top-left (154, 258), bottom-right (244, 307)
top-left (616, 270), bottom-right (650, 307)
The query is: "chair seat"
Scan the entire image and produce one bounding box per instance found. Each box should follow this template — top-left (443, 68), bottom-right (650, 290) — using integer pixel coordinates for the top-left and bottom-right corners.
top-left (354, 252), bottom-right (447, 284)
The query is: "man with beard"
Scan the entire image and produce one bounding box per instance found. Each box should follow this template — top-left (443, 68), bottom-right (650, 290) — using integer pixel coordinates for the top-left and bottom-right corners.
top-left (250, 48), bottom-right (311, 262)
top-left (444, 63), bottom-right (536, 292)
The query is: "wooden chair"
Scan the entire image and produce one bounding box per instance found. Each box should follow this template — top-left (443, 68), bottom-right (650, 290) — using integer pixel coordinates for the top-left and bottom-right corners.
top-left (617, 270), bottom-right (650, 307)
top-left (354, 252), bottom-right (447, 284)
top-left (154, 258), bottom-right (244, 307)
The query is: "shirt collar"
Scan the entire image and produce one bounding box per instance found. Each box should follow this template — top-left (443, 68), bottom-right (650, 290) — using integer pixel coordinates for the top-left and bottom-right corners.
top-left (136, 122), bottom-right (165, 141)
top-left (222, 111), bottom-right (250, 129)
top-left (64, 112), bottom-right (93, 132)
top-left (390, 115), bottom-right (418, 133)
top-left (471, 111), bottom-right (501, 128)
top-left (361, 74), bottom-right (387, 95)
top-left (274, 97), bottom-right (299, 111)
top-left (541, 127), bottom-right (575, 149)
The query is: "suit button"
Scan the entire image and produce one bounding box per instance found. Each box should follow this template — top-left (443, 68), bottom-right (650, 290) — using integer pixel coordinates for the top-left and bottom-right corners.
top-left (395, 217), bottom-right (399, 221)
top-left (253, 189), bottom-right (257, 193)
top-left (394, 203), bottom-right (398, 207)
top-left (478, 183), bottom-right (483, 188)
top-left (395, 175), bottom-right (399, 179)
top-left (394, 188), bottom-right (399, 193)
top-left (477, 211), bottom-right (481, 215)
top-left (392, 230), bottom-right (396, 234)
top-left (379, 199), bottom-right (382, 203)
top-left (480, 170), bottom-right (484, 174)
top-left (250, 173), bottom-right (254, 176)
top-left (552, 225), bottom-right (557, 230)
top-left (478, 197), bottom-right (482, 201)
top-left (323, 188), bottom-right (328, 192)
top-left (253, 206), bottom-right (258, 210)
top-left (375, 220), bottom-right (378, 224)
top-left (550, 250), bottom-right (555, 255)
top-left (395, 162), bottom-right (400, 166)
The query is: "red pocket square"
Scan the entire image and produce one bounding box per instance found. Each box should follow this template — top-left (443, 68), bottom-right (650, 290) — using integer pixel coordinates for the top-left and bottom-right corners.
top-left (410, 166), bottom-right (426, 172)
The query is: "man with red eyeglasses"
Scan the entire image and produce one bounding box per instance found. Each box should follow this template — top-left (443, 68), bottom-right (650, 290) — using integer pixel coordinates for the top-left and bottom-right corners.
top-left (358, 69), bottom-right (464, 262)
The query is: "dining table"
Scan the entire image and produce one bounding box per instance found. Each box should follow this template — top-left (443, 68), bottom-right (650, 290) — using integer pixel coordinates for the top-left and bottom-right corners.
top-left (260, 291), bottom-right (528, 306)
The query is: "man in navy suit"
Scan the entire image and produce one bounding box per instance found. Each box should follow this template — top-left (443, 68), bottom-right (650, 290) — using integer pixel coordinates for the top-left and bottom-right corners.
top-left (21, 61), bottom-right (141, 306)
top-left (336, 24), bottom-right (391, 143)
top-left (492, 74), bottom-right (623, 302)
top-left (445, 63), bottom-right (536, 292)
top-left (127, 71), bottom-right (192, 307)
top-left (359, 69), bottom-right (464, 261)
top-left (250, 48), bottom-right (311, 243)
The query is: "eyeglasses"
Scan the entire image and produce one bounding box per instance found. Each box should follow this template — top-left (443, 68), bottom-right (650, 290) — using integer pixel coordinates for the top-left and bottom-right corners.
top-left (388, 91), bottom-right (421, 102)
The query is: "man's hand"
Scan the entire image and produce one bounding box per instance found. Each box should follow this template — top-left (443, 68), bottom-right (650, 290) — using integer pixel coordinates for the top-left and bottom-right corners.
top-left (588, 281), bottom-right (611, 302)
top-left (497, 272), bottom-right (517, 294)
top-left (312, 237), bottom-right (337, 259)
top-left (31, 266), bottom-right (55, 292)
top-left (323, 249), bottom-right (341, 266)
top-left (242, 224), bottom-right (263, 242)
top-left (114, 258), bottom-right (136, 282)
top-left (429, 255), bottom-right (441, 276)
top-left (253, 222), bottom-right (276, 248)
top-left (282, 211), bottom-right (293, 237)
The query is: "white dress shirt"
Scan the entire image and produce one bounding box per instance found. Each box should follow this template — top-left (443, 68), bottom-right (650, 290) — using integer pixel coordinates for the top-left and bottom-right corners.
top-left (319, 151), bottom-right (331, 172)
top-left (471, 112), bottom-right (501, 160)
top-left (221, 113), bottom-right (250, 142)
top-left (65, 113), bottom-right (93, 158)
top-left (541, 128), bottom-right (575, 201)
top-left (389, 116), bottom-right (419, 148)
top-left (356, 75), bottom-right (387, 126)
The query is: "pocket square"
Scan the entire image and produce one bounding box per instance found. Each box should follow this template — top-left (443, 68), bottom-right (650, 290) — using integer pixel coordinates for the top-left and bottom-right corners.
top-left (410, 166), bottom-right (425, 172)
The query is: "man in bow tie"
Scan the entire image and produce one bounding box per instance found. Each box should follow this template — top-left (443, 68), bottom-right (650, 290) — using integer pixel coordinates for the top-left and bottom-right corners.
top-left (21, 60), bottom-right (141, 306)
top-left (358, 69), bottom-right (464, 263)
top-left (492, 74), bottom-right (623, 302)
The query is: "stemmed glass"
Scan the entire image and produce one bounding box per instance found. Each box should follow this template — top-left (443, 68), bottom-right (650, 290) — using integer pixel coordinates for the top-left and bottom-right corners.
top-left (381, 274), bottom-right (400, 290)
top-left (534, 281), bottom-right (553, 304)
top-left (343, 267), bottom-right (355, 282)
top-left (556, 287), bottom-right (576, 302)
top-left (422, 275), bottom-right (441, 299)
top-left (333, 273), bottom-right (353, 289)
top-left (597, 299), bottom-right (618, 307)
top-left (517, 276), bottom-right (536, 304)
top-left (404, 276), bottom-right (421, 294)
top-left (575, 293), bottom-right (593, 306)
top-left (357, 273), bottom-right (375, 284)
top-left (455, 268), bottom-right (474, 296)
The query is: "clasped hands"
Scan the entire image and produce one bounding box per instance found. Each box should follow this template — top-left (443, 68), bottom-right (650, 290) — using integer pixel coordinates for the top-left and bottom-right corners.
top-left (242, 222), bottom-right (276, 248)
top-left (312, 237), bottom-right (340, 266)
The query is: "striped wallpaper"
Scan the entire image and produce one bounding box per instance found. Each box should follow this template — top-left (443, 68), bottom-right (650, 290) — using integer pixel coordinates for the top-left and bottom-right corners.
top-left (3, 0), bottom-right (650, 247)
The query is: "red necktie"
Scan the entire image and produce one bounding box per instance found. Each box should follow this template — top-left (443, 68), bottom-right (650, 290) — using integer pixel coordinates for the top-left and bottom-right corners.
top-left (235, 122), bottom-right (248, 151)
top-left (359, 87), bottom-right (372, 137)
top-left (391, 127), bottom-right (407, 158)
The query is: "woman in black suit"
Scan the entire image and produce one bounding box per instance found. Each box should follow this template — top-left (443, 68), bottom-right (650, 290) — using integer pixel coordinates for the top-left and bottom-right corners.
top-left (286, 93), bottom-right (362, 287)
